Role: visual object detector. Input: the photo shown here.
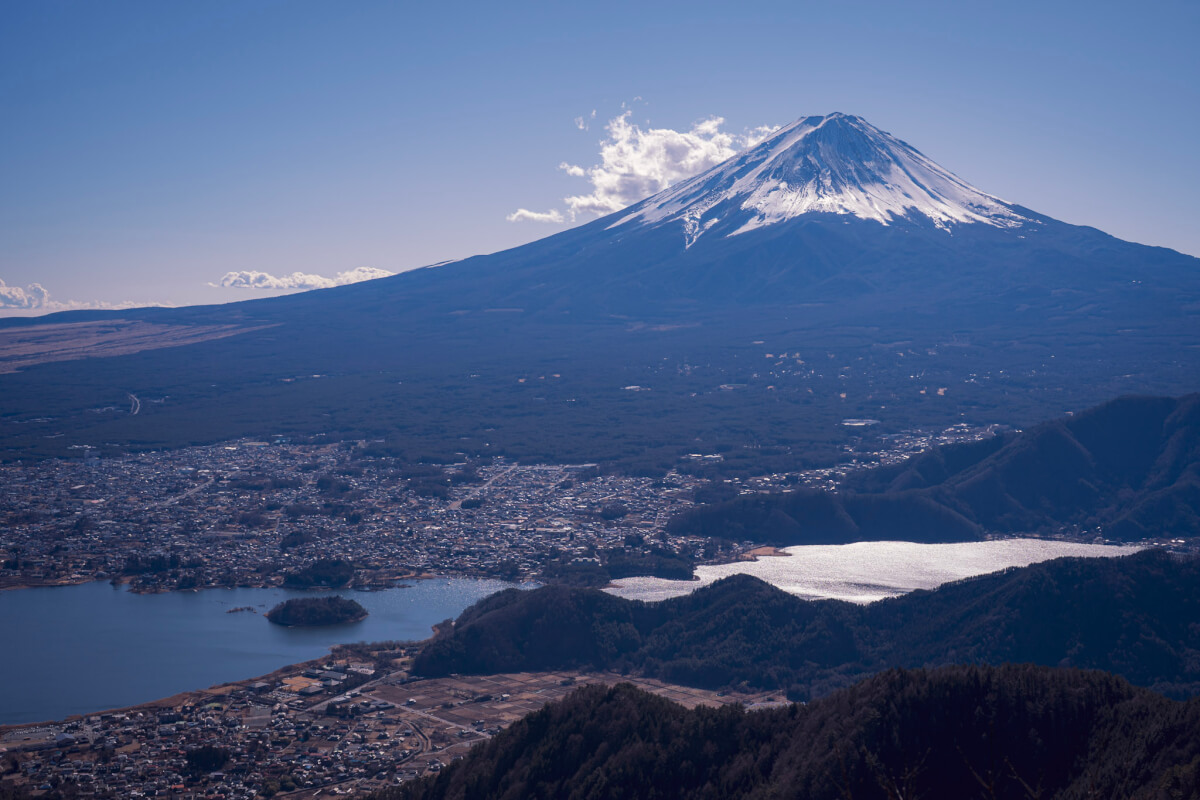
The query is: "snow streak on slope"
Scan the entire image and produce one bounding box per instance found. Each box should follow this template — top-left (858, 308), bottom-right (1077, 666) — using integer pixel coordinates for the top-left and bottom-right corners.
top-left (613, 113), bottom-right (1032, 247)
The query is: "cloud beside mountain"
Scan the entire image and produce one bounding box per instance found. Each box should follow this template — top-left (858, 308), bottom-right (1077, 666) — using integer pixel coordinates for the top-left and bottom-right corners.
top-left (215, 267), bottom-right (394, 291)
top-left (506, 208), bottom-right (566, 224)
top-left (510, 110), bottom-right (779, 224)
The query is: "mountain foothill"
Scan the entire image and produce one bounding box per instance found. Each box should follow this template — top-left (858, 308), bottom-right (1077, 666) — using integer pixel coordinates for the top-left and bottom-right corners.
top-left (671, 393), bottom-right (1200, 544)
top-left (413, 548), bottom-right (1200, 700)
top-left (377, 666), bottom-right (1200, 800)
top-left (385, 549), bottom-right (1200, 796)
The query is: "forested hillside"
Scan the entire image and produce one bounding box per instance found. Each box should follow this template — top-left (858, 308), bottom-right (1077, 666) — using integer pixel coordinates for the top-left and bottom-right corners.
top-left (414, 550), bottom-right (1200, 698)
top-left (671, 394), bottom-right (1200, 542)
top-left (378, 665), bottom-right (1200, 800)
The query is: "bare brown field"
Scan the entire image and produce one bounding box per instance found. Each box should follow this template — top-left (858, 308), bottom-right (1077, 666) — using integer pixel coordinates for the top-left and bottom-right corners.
top-left (743, 545), bottom-right (791, 559)
top-left (0, 319), bottom-right (275, 373)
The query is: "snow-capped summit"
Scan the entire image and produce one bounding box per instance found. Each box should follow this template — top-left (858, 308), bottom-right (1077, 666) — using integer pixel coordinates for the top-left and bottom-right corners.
top-left (613, 113), bottom-right (1032, 247)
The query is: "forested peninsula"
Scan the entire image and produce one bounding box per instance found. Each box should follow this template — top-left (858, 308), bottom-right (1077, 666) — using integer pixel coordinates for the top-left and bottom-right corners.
top-left (414, 549), bottom-right (1200, 699)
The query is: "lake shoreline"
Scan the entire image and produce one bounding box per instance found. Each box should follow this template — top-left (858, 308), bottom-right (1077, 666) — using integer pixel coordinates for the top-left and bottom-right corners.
top-left (0, 576), bottom-right (530, 727)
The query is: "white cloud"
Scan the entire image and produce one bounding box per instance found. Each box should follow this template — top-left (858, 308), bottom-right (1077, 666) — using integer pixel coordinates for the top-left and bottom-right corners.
top-left (743, 124), bottom-right (783, 149)
top-left (505, 208), bottom-right (566, 224)
top-left (562, 111), bottom-right (744, 218)
top-left (508, 110), bottom-right (781, 223)
top-left (0, 279), bottom-right (50, 310)
top-left (573, 110), bottom-right (596, 131)
top-left (215, 266), bottom-right (394, 291)
top-left (0, 265), bottom-right (394, 317)
top-left (0, 279), bottom-right (166, 317)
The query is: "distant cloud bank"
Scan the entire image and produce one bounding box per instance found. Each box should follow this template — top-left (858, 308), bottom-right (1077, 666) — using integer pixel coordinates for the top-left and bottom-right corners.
top-left (0, 279), bottom-right (50, 310)
top-left (215, 266), bottom-right (394, 291)
top-left (0, 278), bottom-right (156, 316)
top-left (509, 108), bottom-right (779, 224)
top-left (0, 266), bottom-right (395, 317)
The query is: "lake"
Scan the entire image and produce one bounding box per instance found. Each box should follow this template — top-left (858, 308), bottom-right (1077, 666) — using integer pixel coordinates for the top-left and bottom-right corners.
top-left (0, 577), bottom-right (525, 726)
top-left (607, 539), bottom-right (1143, 603)
top-left (2, 541), bottom-right (1146, 726)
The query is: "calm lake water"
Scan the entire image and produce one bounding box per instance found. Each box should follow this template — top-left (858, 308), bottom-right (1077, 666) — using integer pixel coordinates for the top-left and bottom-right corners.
top-left (607, 539), bottom-right (1144, 604)
top-left (0, 577), bottom-right (525, 726)
top-left (2, 541), bottom-right (1146, 726)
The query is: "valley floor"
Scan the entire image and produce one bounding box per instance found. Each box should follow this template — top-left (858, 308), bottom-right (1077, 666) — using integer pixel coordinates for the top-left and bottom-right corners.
top-left (0, 421), bottom-right (1042, 597)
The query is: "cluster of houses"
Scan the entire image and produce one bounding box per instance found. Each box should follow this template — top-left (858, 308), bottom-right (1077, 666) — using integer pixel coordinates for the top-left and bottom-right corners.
top-left (0, 443), bottom-right (709, 593)
top-left (0, 653), bottom-right (451, 798)
top-left (0, 422), bottom-right (1004, 595)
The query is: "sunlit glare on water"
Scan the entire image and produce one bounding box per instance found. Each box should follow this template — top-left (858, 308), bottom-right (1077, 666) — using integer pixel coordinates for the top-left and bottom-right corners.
top-left (607, 539), bottom-right (1143, 604)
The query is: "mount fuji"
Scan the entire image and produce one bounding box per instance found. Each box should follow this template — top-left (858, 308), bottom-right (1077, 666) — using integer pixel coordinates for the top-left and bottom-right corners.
top-left (616, 112), bottom-right (1030, 240)
top-left (340, 112), bottom-right (1189, 321)
top-left (1, 113), bottom-right (1197, 468)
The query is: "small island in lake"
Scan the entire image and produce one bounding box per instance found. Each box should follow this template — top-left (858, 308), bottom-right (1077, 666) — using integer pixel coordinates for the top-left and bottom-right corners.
top-left (265, 596), bottom-right (367, 627)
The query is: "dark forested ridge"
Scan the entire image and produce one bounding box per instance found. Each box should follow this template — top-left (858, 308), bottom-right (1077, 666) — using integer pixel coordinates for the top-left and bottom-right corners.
top-left (671, 394), bottom-right (1200, 543)
top-left (667, 487), bottom-right (986, 544)
top-left (377, 665), bottom-right (1200, 800)
top-left (413, 549), bottom-right (1200, 698)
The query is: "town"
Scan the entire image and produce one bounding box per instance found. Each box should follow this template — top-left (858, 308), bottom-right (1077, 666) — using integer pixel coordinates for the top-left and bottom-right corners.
top-left (0, 423), bottom-right (1003, 594)
top-left (0, 639), bottom-right (780, 799)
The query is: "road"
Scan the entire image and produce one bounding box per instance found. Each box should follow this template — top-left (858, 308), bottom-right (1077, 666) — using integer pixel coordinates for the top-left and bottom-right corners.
top-left (157, 477), bottom-right (214, 509)
top-left (448, 464), bottom-right (519, 510)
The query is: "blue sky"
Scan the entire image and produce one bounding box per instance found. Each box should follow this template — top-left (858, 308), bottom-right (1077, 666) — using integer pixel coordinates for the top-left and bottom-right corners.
top-left (2, 0), bottom-right (1197, 312)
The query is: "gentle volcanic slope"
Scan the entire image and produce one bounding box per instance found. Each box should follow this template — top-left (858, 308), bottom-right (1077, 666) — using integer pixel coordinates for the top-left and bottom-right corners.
top-left (1, 112), bottom-right (1198, 467)
top-left (614, 112), bottom-right (1034, 247)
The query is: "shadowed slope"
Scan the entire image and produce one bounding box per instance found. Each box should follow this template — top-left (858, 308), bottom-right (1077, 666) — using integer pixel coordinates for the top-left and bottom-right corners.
top-left (671, 394), bottom-right (1200, 542)
top-left (414, 550), bottom-right (1200, 699)
top-left (381, 665), bottom-right (1200, 800)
